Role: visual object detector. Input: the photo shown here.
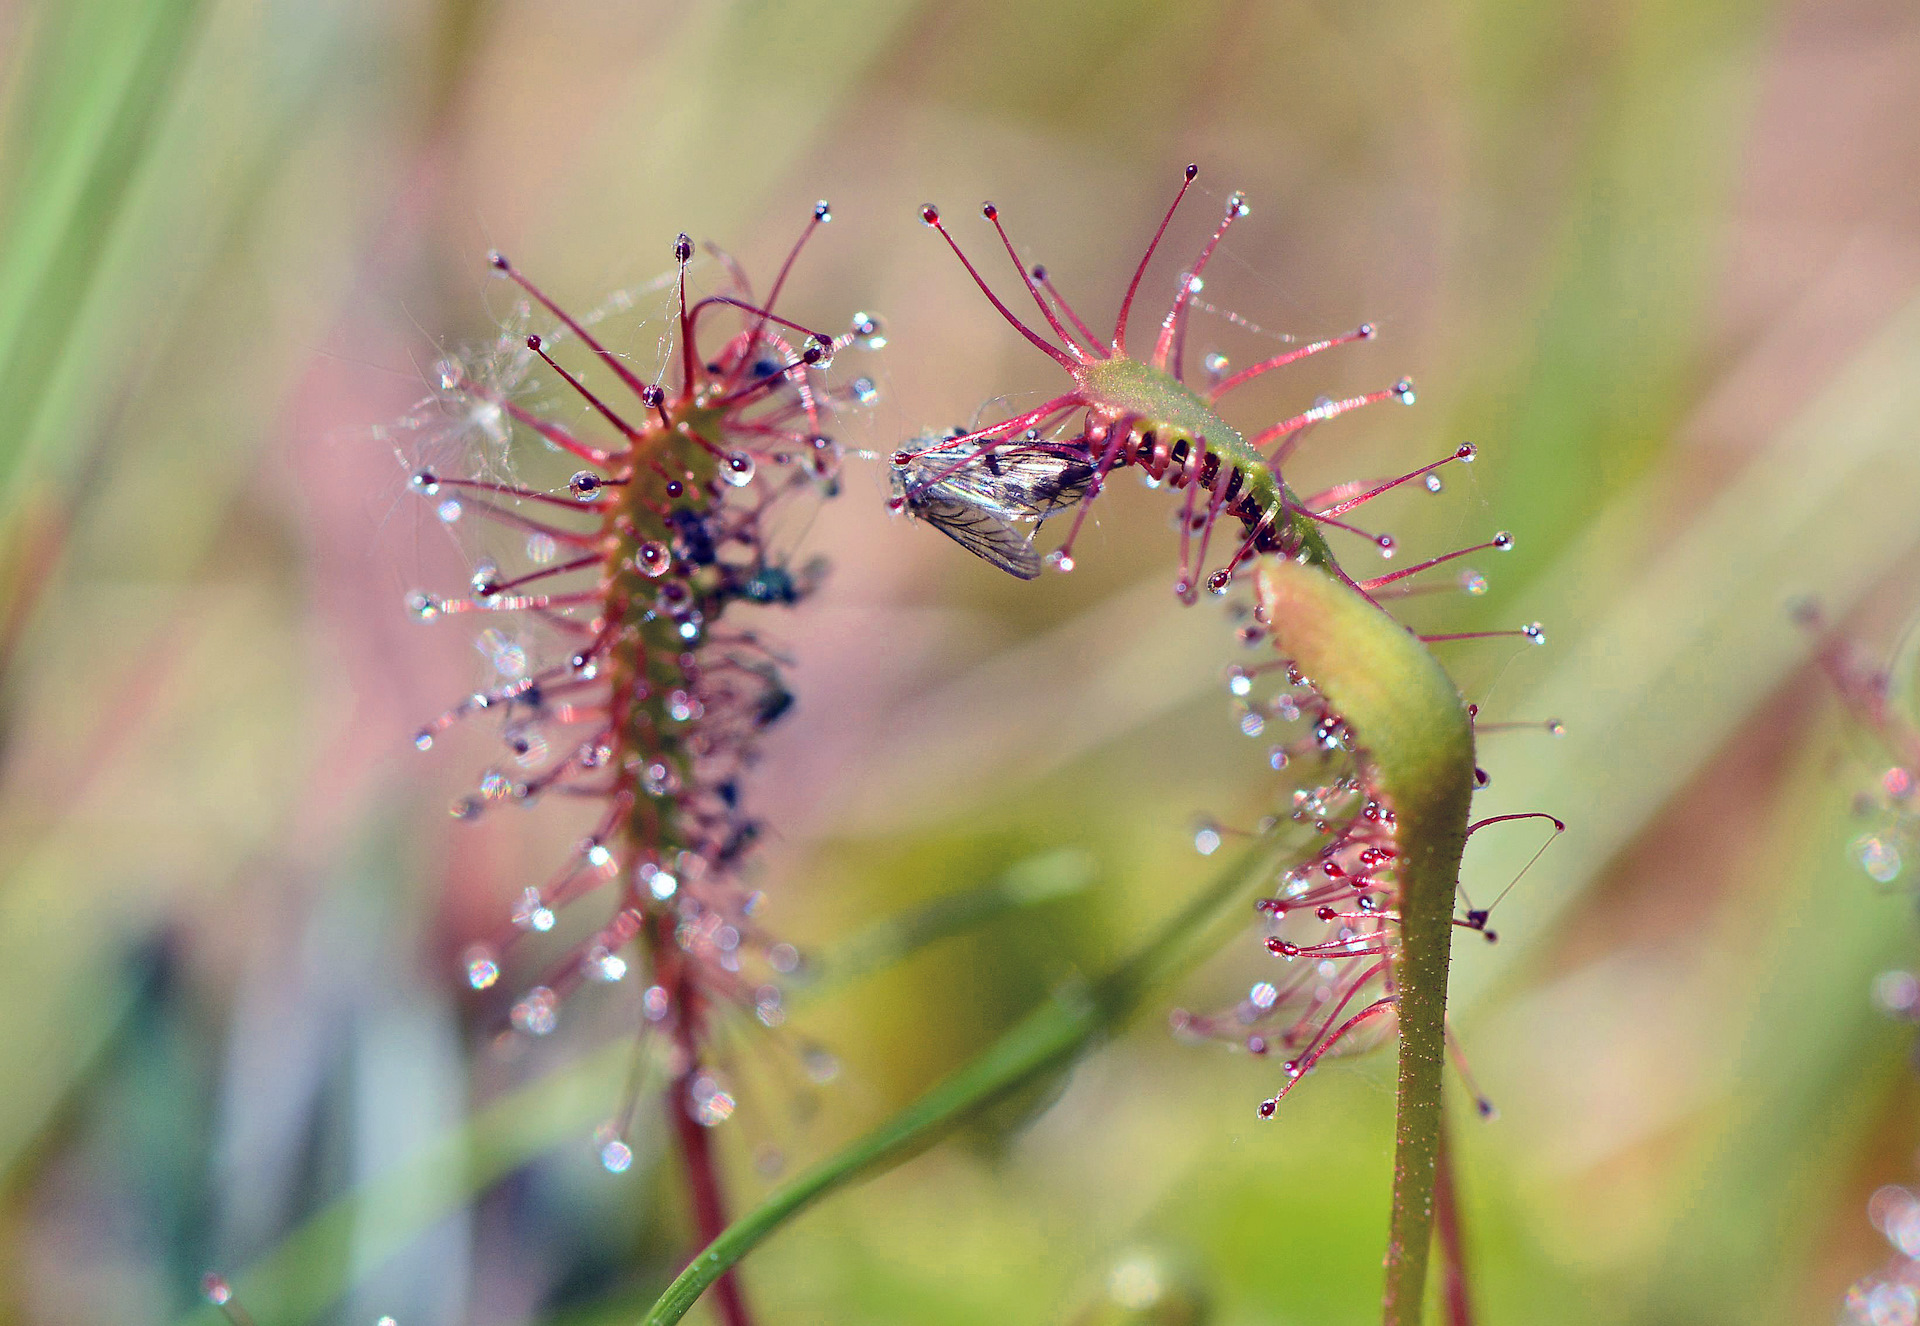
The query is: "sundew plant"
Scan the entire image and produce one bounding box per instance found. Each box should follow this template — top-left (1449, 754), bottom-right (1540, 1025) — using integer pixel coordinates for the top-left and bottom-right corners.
top-left (10, 6), bottom-right (1920, 1326)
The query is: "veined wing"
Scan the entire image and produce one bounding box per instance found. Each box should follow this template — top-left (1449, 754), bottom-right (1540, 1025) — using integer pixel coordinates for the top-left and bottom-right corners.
top-left (894, 480), bottom-right (1042, 579)
top-left (900, 440), bottom-right (1094, 521)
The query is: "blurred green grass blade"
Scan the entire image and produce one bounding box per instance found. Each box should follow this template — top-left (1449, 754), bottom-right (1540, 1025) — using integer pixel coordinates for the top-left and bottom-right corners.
top-left (1452, 293), bottom-right (1920, 1018)
top-left (168, 1040), bottom-right (633, 1326)
top-left (0, 0), bottom-right (205, 514)
top-left (1634, 755), bottom-right (1912, 1323)
top-left (638, 837), bottom-right (1280, 1326)
top-left (796, 847), bottom-right (1095, 996)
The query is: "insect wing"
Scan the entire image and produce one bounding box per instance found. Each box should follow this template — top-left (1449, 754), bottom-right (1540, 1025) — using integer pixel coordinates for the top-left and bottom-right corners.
top-left (943, 446), bottom-right (1093, 519)
top-left (905, 487), bottom-right (1042, 579)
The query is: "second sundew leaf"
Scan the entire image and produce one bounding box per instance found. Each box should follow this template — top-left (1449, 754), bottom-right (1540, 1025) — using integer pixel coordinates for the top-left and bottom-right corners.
top-left (1253, 559), bottom-right (1477, 1326)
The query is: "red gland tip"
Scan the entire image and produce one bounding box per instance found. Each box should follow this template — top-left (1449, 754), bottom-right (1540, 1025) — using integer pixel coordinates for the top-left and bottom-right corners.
top-left (981, 202), bottom-right (997, 219)
top-left (641, 384), bottom-right (664, 407)
top-left (814, 200), bottom-right (832, 221)
top-left (1031, 264), bottom-right (1047, 280)
top-left (1185, 163), bottom-right (1199, 180)
top-left (1356, 322), bottom-right (1376, 338)
top-left (487, 250), bottom-right (510, 272)
top-left (674, 233), bottom-right (693, 263)
top-left (921, 204), bottom-right (940, 225)
top-left (1456, 442), bottom-right (1476, 460)
top-left (526, 334), bottom-right (542, 351)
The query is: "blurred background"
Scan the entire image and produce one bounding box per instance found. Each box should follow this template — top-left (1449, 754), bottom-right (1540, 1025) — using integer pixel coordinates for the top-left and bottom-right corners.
top-left (3, 0), bottom-right (1920, 1322)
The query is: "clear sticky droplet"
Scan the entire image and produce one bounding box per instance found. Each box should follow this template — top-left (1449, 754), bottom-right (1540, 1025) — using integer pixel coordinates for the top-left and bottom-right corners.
top-left (1194, 826), bottom-right (1222, 856)
top-left (1854, 834), bottom-right (1903, 883)
top-left (635, 540), bottom-right (673, 578)
top-left (525, 531), bottom-right (558, 564)
top-left (850, 377), bottom-right (879, 406)
top-left (511, 987), bottom-right (559, 1035)
top-left (722, 452), bottom-right (756, 486)
top-left (463, 944), bottom-right (500, 990)
top-left (851, 312), bottom-right (887, 350)
top-left (600, 1138), bottom-right (633, 1173)
top-left (437, 498), bottom-right (463, 523)
top-left (201, 1273), bottom-right (233, 1306)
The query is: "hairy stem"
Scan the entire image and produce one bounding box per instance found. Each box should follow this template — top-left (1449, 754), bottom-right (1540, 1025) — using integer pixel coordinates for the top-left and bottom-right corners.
top-left (636, 838), bottom-right (1280, 1326)
top-left (1435, 1112), bottom-right (1474, 1326)
top-left (1254, 562), bottom-right (1475, 1326)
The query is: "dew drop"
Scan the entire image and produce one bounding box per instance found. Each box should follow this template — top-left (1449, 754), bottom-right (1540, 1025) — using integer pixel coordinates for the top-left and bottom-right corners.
top-left (1854, 834), bottom-right (1904, 884)
top-left (921, 204), bottom-right (940, 226)
top-left (646, 867), bottom-right (680, 901)
top-left (1873, 969), bottom-right (1920, 1015)
top-left (1258, 1099), bottom-right (1278, 1119)
top-left (569, 470), bottom-right (603, 500)
top-left (1194, 826), bottom-right (1223, 856)
top-left (413, 729), bottom-right (434, 752)
top-left (635, 540), bottom-right (673, 578)
top-left (722, 452), bottom-right (756, 486)
top-left (511, 987), bottom-right (559, 1035)
top-left (477, 627), bottom-right (527, 678)
top-left (1208, 568), bottom-right (1234, 593)
top-left (803, 1047), bottom-right (841, 1084)
top-left (1456, 442), bottom-right (1477, 462)
top-left (1492, 531), bottom-right (1514, 551)
top-left (690, 1074), bottom-right (736, 1126)
top-left (643, 984), bottom-right (671, 1020)
top-left (600, 1138), bottom-right (633, 1173)
top-left (589, 947), bottom-right (628, 983)
top-left (851, 312), bottom-right (887, 350)
top-left (463, 945), bottom-right (499, 990)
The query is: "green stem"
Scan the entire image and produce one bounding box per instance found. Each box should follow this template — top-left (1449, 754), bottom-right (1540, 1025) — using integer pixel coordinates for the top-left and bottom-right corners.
top-left (637, 837), bottom-right (1280, 1326)
top-left (1254, 562), bottom-right (1475, 1326)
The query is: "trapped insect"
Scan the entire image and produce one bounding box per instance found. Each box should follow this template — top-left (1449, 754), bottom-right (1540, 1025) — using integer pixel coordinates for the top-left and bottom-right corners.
top-left (888, 432), bottom-right (1093, 578)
